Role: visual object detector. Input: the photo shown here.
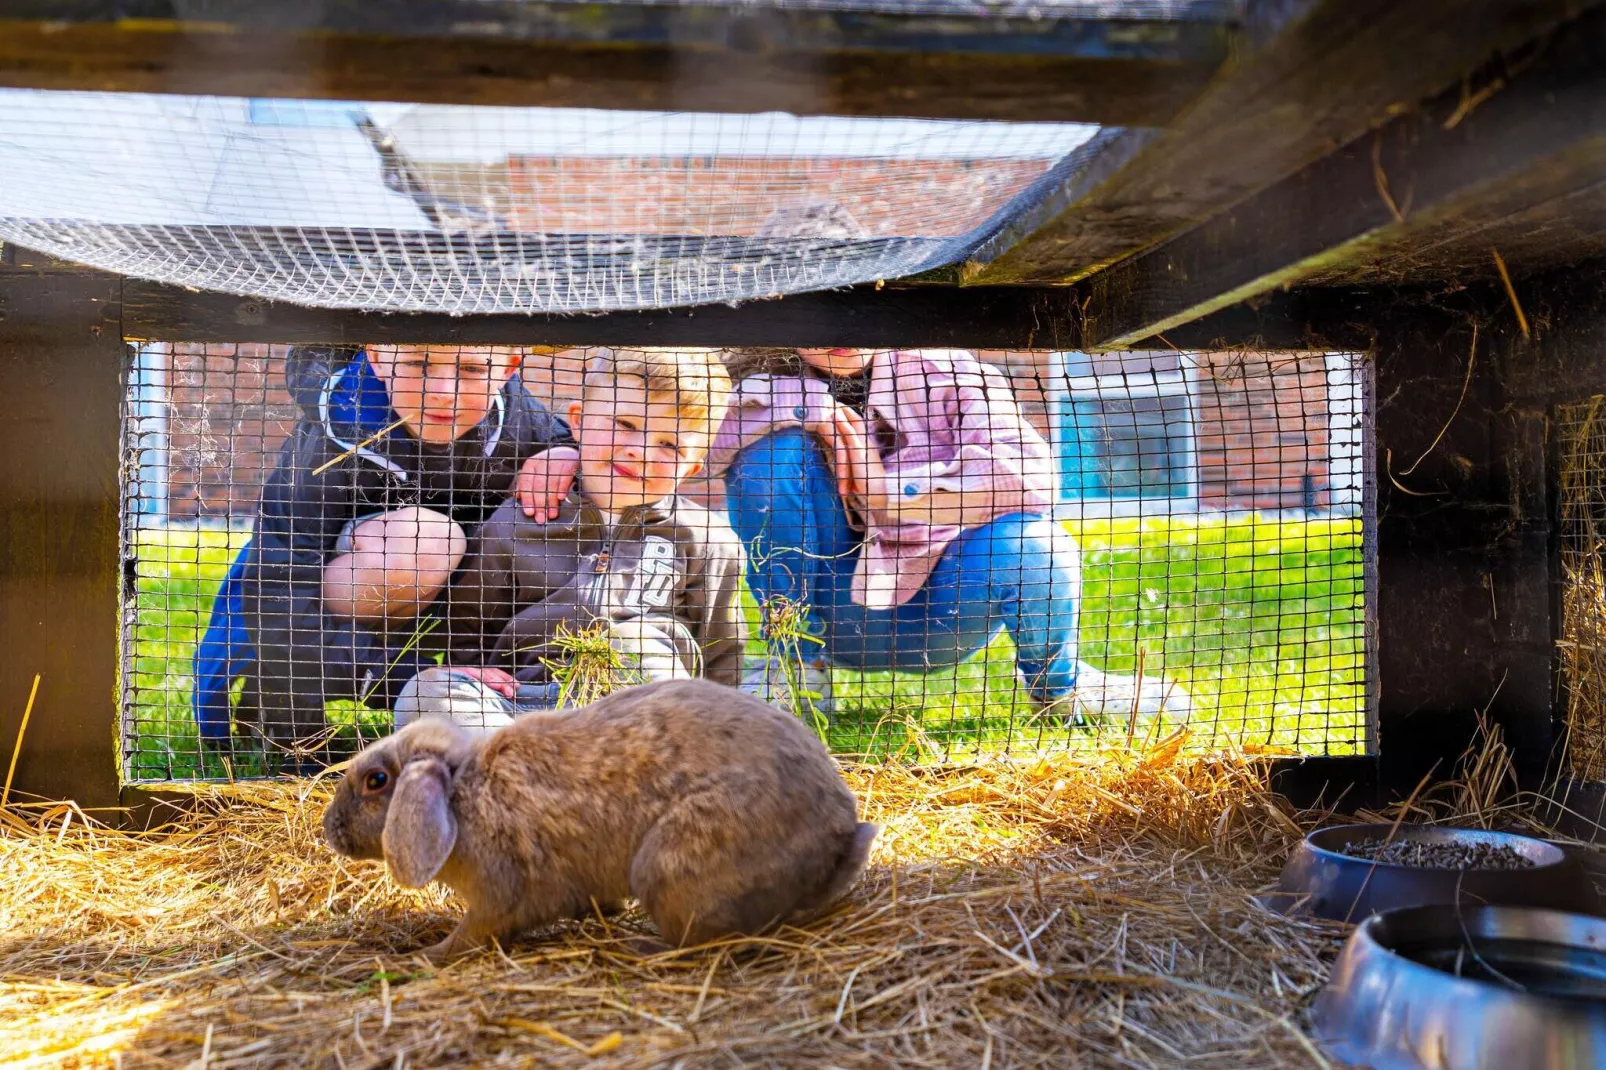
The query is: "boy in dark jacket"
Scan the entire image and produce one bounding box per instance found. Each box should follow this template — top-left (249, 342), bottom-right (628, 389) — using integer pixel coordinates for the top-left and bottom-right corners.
top-left (392, 347), bottom-right (747, 734)
top-left (192, 344), bottom-right (578, 767)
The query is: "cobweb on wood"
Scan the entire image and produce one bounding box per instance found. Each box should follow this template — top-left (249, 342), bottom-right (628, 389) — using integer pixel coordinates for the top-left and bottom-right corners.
top-left (0, 91), bottom-right (1100, 313)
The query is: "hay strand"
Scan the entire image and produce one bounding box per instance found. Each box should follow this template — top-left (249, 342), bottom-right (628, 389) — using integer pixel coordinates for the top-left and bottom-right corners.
top-left (1398, 322), bottom-right (1476, 478)
top-left (2, 673), bottom-right (40, 809)
top-left (1371, 133), bottom-right (1407, 225)
top-left (311, 417), bottom-right (410, 477)
top-left (1491, 247), bottom-right (1530, 338)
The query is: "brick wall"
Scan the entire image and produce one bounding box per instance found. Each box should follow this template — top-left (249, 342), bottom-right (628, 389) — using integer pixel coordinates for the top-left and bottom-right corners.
top-left (502, 157), bottom-right (1053, 237)
top-left (1191, 351), bottom-right (1335, 512)
top-left (160, 343), bottom-right (297, 520)
top-left (145, 347), bottom-right (1343, 521)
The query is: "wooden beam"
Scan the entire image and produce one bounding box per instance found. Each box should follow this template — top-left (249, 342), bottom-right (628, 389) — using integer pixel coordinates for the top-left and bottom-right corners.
top-left (120, 276), bottom-right (1381, 350)
top-left (0, 272), bottom-right (124, 809)
top-left (1079, 8), bottom-right (1606, 349)
top-left (1131, 286), bottom-right (1375, 352)
top-left (962, 0), bottom-right (1596, 284)
top-left (0, 0), bottom-right (1230, 125)
top-left (124, 279), bottom-right (1087, 348)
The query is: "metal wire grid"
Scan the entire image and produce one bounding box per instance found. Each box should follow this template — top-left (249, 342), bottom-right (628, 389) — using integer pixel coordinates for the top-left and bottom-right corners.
top-left (1558, 397), bottom-right (1606, 782)
top-left (0, 93), bottom-right (1099, 314)
top-left (119, 344), bottom-right (1371, 782)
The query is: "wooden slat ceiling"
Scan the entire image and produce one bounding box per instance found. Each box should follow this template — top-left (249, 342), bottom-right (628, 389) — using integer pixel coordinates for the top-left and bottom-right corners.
top-left (4, 0), bottom-right (1606, 350)
top-left (0, 0), bottom-right (1232, 126)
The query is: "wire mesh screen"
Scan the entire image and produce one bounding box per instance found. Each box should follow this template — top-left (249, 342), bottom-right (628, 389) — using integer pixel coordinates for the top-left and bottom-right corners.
top-left (0, 91), bottom-right (1100, 313)
top-left (1559, 397), bottom-right (1606, 782)
top-left (120, 344), bottom-right (1372, 782)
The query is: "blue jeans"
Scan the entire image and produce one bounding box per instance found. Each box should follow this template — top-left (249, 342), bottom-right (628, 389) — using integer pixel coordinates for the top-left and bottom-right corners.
top-left (724, 428), bottom-right (1081, 704)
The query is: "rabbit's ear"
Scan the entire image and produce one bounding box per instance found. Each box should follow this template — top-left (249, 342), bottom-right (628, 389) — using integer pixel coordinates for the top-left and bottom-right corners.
top-left (382, 757), bottom-right (458, 888)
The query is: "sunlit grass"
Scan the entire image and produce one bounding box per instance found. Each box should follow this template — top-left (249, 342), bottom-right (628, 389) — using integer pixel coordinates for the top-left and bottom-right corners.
top-left (124, 514), bottom-right (1366, 780)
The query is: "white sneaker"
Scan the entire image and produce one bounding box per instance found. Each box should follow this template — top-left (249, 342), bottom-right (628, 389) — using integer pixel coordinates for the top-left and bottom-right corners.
top-left (393, 668), bottom-right (517, 738)
top-left (1044, 663), bottom-right (1194, 728)
top-left (742, 654), bottom-right (835, 722)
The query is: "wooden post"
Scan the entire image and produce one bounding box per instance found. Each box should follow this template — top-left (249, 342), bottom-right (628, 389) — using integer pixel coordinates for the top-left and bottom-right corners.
top-left (0, 267), bottom-right (124, 811)
top-left (1372, 296), bottom-right (1556, 793)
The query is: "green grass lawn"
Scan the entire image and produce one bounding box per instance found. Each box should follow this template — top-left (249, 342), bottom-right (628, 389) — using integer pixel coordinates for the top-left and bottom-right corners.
top-left (123, 515), bottom-right (1367, 781)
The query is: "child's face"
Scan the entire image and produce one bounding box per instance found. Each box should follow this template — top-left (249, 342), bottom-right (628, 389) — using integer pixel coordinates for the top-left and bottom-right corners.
top-left (568, 375), bottom-right (706, 512)
top-left (798, 348), bottom-right (876, 377)
top-left (367, 345), bottom-right (521, 445)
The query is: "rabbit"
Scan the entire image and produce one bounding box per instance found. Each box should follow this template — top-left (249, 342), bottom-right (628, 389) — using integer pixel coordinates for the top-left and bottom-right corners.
top-left (322, 677), bottom-right (878, 961)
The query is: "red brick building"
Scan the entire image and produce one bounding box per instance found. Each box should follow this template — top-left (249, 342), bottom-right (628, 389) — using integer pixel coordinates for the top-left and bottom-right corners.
top-left (134, 343), bottom-right (1359, 523)
top-left (501, 157), bottom-right (1052, 237)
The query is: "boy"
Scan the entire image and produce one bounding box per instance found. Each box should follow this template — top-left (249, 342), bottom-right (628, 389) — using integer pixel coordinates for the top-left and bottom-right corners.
top-left (192, 344), bottom-right (580, 767)
top-left (393, 346), bottom-right (747, 733)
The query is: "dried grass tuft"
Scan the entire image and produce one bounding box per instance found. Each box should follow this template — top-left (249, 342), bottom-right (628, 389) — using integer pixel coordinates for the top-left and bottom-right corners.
top-left (758, 594), bottom-right (832, 741)
top-left (542, 621), bottom-right (648, 710)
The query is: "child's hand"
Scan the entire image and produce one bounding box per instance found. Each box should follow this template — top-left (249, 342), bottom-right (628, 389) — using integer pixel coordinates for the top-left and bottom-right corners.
top-left (453, 666), bottom-right (519, 700)
top-left (804, 400), bottom-right (851, 500)
top-left (833, 407), bottom-right (891, 517)
top-left (517, 447), bottom-right (580, 521)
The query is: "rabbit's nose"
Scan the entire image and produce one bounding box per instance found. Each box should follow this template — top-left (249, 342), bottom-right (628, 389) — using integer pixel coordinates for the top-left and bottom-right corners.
top-left (320, 807), bottom-right (345, 849)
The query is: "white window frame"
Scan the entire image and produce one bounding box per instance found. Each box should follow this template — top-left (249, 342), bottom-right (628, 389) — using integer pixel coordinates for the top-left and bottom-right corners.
top-left (1324, 351), bottom-right (1365, 516)
top-left (126, 342), bottom-right (171, 529)
top-left (1047, 352), bottom-right (1200, 519)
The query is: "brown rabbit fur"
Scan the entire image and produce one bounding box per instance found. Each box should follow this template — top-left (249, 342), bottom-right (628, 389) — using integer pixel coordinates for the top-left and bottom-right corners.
top-left (322, 678), bottom-right (877, 960)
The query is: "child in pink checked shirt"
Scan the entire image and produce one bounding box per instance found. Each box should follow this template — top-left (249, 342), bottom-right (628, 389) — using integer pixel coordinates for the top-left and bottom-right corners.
top-left (707, 345), bottom-right (1093, 719)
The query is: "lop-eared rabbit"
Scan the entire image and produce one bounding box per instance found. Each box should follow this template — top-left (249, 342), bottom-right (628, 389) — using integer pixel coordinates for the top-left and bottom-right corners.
top-left (323, 678), bottom-right (877, 959)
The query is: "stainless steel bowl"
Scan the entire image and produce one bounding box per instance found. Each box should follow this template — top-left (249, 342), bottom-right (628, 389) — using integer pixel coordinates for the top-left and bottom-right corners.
top-left (1263, 823), bottom-right (1601, 922)
top-left (1313, 904), bottom-right (1606, 1070)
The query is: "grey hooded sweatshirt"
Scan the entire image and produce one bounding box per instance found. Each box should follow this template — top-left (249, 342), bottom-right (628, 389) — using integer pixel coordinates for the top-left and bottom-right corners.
top-left (446, 489), bottom-right (748, 688)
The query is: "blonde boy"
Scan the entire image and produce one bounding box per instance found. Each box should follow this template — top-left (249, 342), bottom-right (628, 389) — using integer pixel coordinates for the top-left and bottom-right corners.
top-left (397, 347), bottom-right (746, 732)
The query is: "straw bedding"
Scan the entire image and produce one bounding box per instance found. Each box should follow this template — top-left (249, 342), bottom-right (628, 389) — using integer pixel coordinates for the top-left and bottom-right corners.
top-left (2, 739), bottom-right (1369, 1069)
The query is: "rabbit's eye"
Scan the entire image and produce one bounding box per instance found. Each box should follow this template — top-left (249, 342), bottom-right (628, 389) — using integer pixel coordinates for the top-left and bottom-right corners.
top-left (363, 770), bottom-right (390, 794)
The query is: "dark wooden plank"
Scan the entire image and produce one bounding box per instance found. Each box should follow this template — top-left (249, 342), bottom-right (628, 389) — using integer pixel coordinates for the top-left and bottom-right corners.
top-left (1505, 255), bottom-right (1606, 401)
top-left (1367, 295), bottom-right (1559, 791)
top-left (1300, 172), bottom-right (1606, 287)
top-left (1079, 7), bottom-right (1606, 349)
top-left (1268, 755), bottom-right (1379, 811)
top-left (955, 125), bottom-right (1159, 284)
top-left (0, 0), bottom-right (1230, 125)
top-left (962, 0), bottom-right (1595, 284)
top-left (1105, 285), bottom-right (1376, 352)
top-left (123, 279), bottom-right (1097, 347)
top-left (122, 276), bottom-right (1385, 350)
top-left (0, 272), bottom-right (124, 809)
top-left (0, 243), bottom-right (110, 274)
top-left (1545, 777), bottom-right (1606, 844)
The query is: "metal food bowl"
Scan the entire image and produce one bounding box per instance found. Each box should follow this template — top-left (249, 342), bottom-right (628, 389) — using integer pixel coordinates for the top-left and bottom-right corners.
top-left (1313, 904), bottom-right (1606, 1070)
top-left (1262, 823), bottom-right (1600, 922)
